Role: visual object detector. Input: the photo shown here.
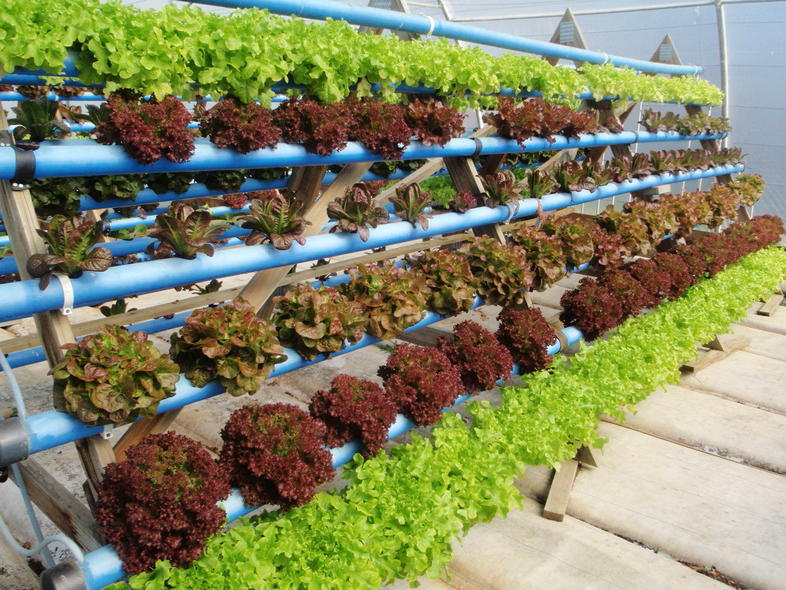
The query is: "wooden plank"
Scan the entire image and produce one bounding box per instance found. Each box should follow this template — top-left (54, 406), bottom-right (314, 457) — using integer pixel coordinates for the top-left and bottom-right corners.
top-left (757, 292), bottom-right (784, 317)
top-left (375, 126), bottom-right (497, 206)
top-left (398, 325), bottom-right (451, 348)
top-left (113, 410), bottom-right (181, 461)
top-left (9, 459), bottom-right (105, 551)
top-left (681, 334), bottom-right (750, 373)
top-left (543, 458), bottom-right (579, 522)
top-left (238, 165), bottom-right (329, 313)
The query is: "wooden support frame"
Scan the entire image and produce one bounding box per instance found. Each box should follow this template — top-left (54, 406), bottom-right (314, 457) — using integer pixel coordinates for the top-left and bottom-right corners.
top-left (0, 108), bottom-right (111, 549)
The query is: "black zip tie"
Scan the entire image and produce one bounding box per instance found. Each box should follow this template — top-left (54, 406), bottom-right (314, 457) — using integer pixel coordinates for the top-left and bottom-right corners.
top-left (11, 147), bottom-right (35, 190)
top-left (471, 137), bottom-right (483, 157)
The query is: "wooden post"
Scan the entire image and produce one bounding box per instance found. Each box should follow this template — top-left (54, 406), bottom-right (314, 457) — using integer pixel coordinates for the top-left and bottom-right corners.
top-left (239, 163), bottom-right (374, 317)
top-left (0, 109), bottom-right (109, 548)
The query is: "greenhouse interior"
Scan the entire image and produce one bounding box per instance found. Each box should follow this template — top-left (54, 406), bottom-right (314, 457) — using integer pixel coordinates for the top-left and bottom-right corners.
top-left (1, 0), bottom-right (785, 589)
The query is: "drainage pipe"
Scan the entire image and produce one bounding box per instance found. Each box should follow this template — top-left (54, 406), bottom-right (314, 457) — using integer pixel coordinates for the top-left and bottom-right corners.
top-left (185, 0), bottom-right (702, 75)
top-left (0, 164), bottom-right (743, 324)
top-left (0, 132), bottom-right (726, 180)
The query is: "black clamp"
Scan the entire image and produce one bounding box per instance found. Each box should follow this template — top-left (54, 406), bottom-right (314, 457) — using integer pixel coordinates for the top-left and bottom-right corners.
top-left (0, 129), bottom-right (37, 189)
top-left (0, 465), bottom-right (8, 483)
top-left (11, 146), bottom-right (36, 189)
top-left (471, 137), bottom-right (483, 158)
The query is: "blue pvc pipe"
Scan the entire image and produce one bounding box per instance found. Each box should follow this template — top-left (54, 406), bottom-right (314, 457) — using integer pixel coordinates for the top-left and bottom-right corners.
top-left (189, 0), bottom-right (701, 75)
top-left (71, 322), bottom-right (584, 590)
top-left (0, 164), bottom-right (742, 323)
top-left (0, 132), bottom-right (726, 180)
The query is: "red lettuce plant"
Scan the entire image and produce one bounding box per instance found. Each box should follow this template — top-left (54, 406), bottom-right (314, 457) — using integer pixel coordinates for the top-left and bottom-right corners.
top-left (95, 432), bottom-right (230, 575)
top-left (651, 251), bottom-right (693, 300)
top-left (481, 169), bottom-right (519, 207)
top-left (508, 223), bottom-right (566, 290)
top-left (197, 96), bottom-right (281, 153)
top-left (272, 284), bottom-right (367, 360)
top-left (560, 278), bottom-right (625, 341)
top-left (446, 190), bottom-right (478, 213)
top-left (463, 237), bottom-right (533, 307)
top-left (94, 93), bottom-right (194, 164)
top-left (541, 214), bottom-right (595, 269)
top-left (309, 374), bottom-right (397, 457)
top-left (408, 249), bottom-right (478, 316)
top-left (405, 98), bottom-right (465, 146)
top-left (597, 269), bottom-right (650, 319)
top-left (496, 307), bottom-right (557, 373)
top-left (590, 226), bottom-right (625, 269)
top-left (553, 160), bottom-right (596, 193)
top-left (328, 184), bottom-right (389, 241)
top-left (728, 174), bottom-right (765, 207)
top-left (685, 232), bottom-right (736, 277)
top-left (704, 184), bottom-right (740, 229)
top-left (391, 183), bottom-right (432, 230)
top-left (378, 343), bottom-right (464, 426)
top-left (437, 321), bottom-right (513, 393)
top-left (147, 202), bottom-right (231, 259)
top-left (223, 193), bottom-right (249, 210)
top-left (623, 199), bottom-right (671, 243)
top-left (236, 192), bottom-right (309, 249)
top-left (485, 98), bottom-right (597, 146)
top-left (658, 191), bottom-right (710, 235)
top-left (342, 263), bottom-right (429, 339)
top-left (272, 97), bottom-right (350, 156)
top-left (347, 96), bottom-right (411, 159)
top-left (597, 205), bottom-right (653, 258)
top-left (26, 214), bottom-right (113, 289)
top-left (674, 243), bottom-right (708, 282)
top-left (611, 153), bottom-right (653, 182)
top-left (219, 403), bottom-right (334, 510)
top-left (52, 325), bottom-right (180, 426)
top-left (627, 258), bottom-right (670, 307)
top-left (170, 300), bottom-right (286, 396)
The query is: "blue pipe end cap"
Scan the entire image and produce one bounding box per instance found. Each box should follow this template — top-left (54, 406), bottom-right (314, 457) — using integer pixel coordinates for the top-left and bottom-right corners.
top-left (40, 559), bottom-right (87, 590)
top-left (0, 417), bottom-right (29, 467)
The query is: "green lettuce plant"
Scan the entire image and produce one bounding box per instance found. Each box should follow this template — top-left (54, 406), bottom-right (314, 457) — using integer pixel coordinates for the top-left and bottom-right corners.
top-left (463, 237), bottom-right (533, 307)
top-left (52, 325), bottom-right (180, 426)
top-left (170, 300), bottom-right (286, 396)
top-left (26, 214), bottom-right (113, 289)
top-left (272, 284), bottom-right (368, 360)
top-left (147, 203), bottom-right (231, 259)
top-left (342, 263), bottom-right (429, 340)
top-left (236, 192), bottom-right (309, 250)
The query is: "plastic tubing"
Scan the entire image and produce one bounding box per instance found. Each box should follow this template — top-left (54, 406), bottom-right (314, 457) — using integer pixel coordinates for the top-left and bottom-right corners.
top-left (0, 164), bottom-right (744, 324)
top-left (57, 322), bottom-right (584, 590)
top-left (0, 132), bottom-right (727, 180)
top-left (188, 0), bottom-right (701, 75)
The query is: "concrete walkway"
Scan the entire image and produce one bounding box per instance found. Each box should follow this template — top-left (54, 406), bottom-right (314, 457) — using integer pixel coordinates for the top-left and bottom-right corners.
top-left (389, 297), bottom-right (786, 590)
top-left (1, 279), bottom-right (785, 590)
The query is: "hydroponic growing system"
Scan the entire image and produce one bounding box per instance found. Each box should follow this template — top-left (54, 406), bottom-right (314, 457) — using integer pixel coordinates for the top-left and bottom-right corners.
top-left (0, 1), bottom-right (780, 590)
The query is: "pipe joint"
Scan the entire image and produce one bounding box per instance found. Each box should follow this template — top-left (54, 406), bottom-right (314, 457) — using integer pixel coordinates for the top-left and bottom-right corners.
top-left (0, 417), bottom-right (30, 467)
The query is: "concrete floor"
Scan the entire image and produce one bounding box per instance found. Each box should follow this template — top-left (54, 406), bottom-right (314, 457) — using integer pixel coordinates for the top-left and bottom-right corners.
top-left (1, 277), bottom-right (785, 590)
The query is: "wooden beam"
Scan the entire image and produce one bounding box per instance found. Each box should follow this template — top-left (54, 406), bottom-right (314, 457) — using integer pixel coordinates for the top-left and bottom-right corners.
top-left (240, 164), bottom-right (370, 316)
top-left (113, 410), bottom-right (181, 461)
top-left (10, 459), bottom-right (105, 552)
top-left (375, 126), bottom-right (497, 206)
top-left (543, 458), bottom-right (579, 521)
top-left (757, 292), bottom-right (784, 317)
top-left (237, 166), bottom-right (328, 313)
